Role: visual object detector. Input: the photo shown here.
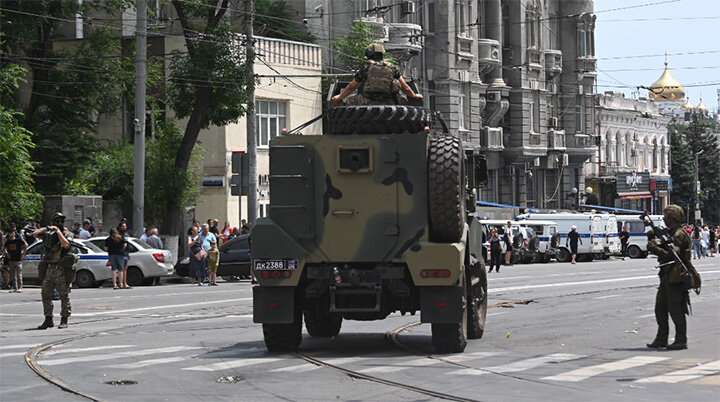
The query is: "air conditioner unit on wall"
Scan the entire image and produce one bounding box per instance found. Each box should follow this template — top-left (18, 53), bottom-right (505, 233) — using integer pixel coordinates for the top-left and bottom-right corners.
top-left (401, 1), bottom-right (416, 14)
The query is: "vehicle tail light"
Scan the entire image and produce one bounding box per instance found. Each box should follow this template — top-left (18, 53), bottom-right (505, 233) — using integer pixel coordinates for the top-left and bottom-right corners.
top-left (282, 271), bottom-right (292, 278)
top-left (436, 302), bottom-right (447, 308)
top-left (153, 253), bottom-right (165, 263)
top-left (106, 261), bottom-right (111, 266)
top-left (261, 271), bottom-right (271, 279)
top-left (268, 302), bottom-right (278, 308)
top-left (606, 234), bottom-right (609, 243)
top-left (271, 271), bottom-right (282, 279)
top-left (420, 269), bottom-right (451, 278)
top-left (524, 239), bottom-right (528, 247)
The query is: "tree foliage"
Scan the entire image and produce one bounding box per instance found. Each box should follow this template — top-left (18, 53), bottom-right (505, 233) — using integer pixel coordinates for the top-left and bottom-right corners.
top-left (669, 115), bottom-right (720, 225)
top-left (1, 1), bottom-right (143, 195)
top-left (254, 0), bottom-right (315, 43)
top-left (67, 121), bottom-right (202, 226)
top-left (0, 65), bottom-right (44, 223)
top-left (333, 21), bottom-right (376, 71)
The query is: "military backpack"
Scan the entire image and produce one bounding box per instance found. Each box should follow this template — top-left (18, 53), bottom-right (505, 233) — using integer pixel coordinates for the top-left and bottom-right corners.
top-left (362, 60), bottom-right (396, 98)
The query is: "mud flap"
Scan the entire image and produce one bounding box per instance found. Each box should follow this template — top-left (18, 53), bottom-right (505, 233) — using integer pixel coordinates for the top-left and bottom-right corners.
top-left (253, 287), bottom-right (295, 324)
top-left (420, 286), bottom-right (464, 324)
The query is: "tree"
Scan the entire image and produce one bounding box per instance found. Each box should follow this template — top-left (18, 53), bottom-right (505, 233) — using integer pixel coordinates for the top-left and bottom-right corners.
top-left (67, 121), bottom-right (202, 227)
top-left (254, 0), bottom-right (315, 43)
top-left (166, 0), bottom-right (255, 234)
top-left (332, 21), bottom-right (376, 71)
top-left (1, 1), bottom-right (139, 195)
top-left (669, 116), bottom-right (720, 225)
top-left (0, 65), bottom-right (44, 223)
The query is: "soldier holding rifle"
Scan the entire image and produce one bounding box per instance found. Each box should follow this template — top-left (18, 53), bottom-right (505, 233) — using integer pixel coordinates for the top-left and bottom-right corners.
top-left (644, 205), bottom-right (701, 350)
top-left (34, 213), bottom-right (74, 329)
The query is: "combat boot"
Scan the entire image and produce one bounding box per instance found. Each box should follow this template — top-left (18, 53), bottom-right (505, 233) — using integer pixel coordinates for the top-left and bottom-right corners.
top-left (666, 341), bottom-right (687, 350)
top-left (58, 317), bottom-right (68, 329)
top-left (37, 316), bottom-right (54, 330)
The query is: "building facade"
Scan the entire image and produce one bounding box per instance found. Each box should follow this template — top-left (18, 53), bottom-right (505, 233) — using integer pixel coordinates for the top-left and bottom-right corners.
top-left (302, 0), bottom-right (597, 210)
top-left (587, 92), bottom-right (671, 213)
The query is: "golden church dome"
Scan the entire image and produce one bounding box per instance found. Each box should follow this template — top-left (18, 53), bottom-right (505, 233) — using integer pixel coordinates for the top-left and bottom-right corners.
top-left (681, 98), bottom-right (693, 109)
top-left (696, 97), bottom-right (709, 112)
top-left (648, 61), bottom-right (685, 102)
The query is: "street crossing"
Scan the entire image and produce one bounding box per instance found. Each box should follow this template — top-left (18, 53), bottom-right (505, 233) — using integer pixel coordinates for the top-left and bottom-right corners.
top-left (3, 342), bottom-right (714, 385)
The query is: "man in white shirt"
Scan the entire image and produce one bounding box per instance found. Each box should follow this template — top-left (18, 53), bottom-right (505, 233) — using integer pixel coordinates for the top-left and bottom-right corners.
top-left (78, 221), bottom-right (92, 240)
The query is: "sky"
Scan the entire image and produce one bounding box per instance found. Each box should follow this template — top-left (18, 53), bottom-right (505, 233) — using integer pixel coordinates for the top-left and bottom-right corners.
top-left (594, 0), bottom-right (719, 111)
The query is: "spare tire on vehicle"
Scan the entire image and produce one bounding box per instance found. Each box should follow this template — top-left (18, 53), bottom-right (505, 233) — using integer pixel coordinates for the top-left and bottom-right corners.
top-left (513, 233), bottom-right (524, 249)
top-left (550, 232), bottom-right (561, 249)
top-left (428, 135), bottom-right (465, 243)
top-left (329, 105), bottom-right (431, 135)
top-left (528, 235), bottom-right (540, 251)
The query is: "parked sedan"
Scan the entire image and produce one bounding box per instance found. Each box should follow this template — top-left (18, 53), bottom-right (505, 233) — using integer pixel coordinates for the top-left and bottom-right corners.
top-left (175, 235), bottom-right (250, 280)
top-left (88, 237), bottom-right (174, 286)
top-left (22, 239), bottom-right (111, 288)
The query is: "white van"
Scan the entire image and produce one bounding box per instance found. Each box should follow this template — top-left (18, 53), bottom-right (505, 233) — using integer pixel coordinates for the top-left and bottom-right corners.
top-left (515, 213), bottom-right (605, 262)
top-left (514, 220), bottom-right (560, 262)
top-left (615, 214), bottom-right (665, 258)
top-left (598, 213), bottom-right (621, 258)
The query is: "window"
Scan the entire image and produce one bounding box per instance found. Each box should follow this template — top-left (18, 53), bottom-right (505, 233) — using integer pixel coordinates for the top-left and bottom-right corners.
top-left (455, 1), bottom-right (467, 36)
top-left (255, 100), bottom-right (287, 147)
top-left (526, 12), bottom-right (539, 48)
top-left (428, 81), bottom-right (436, 110)
top-left (530, 91), bottom-right (540, 133)
top-left (578, 21), bottom-right (587, 57)
top-left (502, 4), bottom-right (510, 47)
top-left (575, 95), bottom-right (584, 133)
top-left (459, 83), bottom-right (470, 130)
top-left (259, 200), bottom-right (269, 217)
top-left (426, 2), bottom-right (435, 33)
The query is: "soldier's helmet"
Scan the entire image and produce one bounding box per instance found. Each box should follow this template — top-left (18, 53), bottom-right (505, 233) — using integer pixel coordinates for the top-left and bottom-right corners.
top-left (365, 43), bottom-right (386, 60)
top-left (662, 204), bottom-right (684, 223)
top-left (51, 212), bottom-right (66, 224)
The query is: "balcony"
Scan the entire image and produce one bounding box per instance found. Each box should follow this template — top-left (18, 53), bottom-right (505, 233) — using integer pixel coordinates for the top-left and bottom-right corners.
top-left (577, 56), bottom-right (597, 74)
top-left (477, 38), bottom-right (501, 68)
top-left (480, 127), bottom-right (504, 151)
top-left (456, 35), bottom-right (474, 60)
top-left (544, 49), bottom-right (562, 75)
top-left (548, 129), bottom-right (566, 151)
top-left (255, 36), bottom-right (321, 68)
top-left (358, 17), bottom-right (389, 42)
top-left (527, 48), bottom-right (542, 71)
top-left (384, 23), bottom-right (423, 62)
top-left (598, 162), bottom-right (620, 177)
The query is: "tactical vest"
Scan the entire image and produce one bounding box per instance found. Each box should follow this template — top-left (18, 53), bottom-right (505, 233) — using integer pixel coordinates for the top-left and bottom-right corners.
top-left (43, 229), bottom-right (71, 263)
top-left (362, 61), bottom-right (395, 98)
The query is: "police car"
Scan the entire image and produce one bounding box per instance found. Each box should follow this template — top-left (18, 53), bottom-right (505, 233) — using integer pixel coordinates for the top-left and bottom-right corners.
top-left (22, 239), bottom-right (111, 288)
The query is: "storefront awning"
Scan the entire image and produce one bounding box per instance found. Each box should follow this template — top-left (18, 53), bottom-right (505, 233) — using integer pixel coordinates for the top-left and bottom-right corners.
top-left (619, 194), bottom-right (653, 200)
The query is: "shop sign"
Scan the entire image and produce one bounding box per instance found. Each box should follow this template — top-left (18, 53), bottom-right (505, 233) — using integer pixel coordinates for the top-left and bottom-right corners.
top-left (617, 170), bottom-right (650, 194)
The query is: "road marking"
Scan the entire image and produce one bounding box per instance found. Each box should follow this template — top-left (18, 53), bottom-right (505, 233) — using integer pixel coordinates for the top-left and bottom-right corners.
top-left (0, 289), bottom-right (252, 307)
top-left (44, 345), bottom-right (134, 356)
top-left (487, 311), bottom-right (507, 317)
top-left (0, 344), bottom-right (36, 350)
top-left (594, 294), bottom-right (621, 299)
top-left (360, 358), bottom-right (440, 373)
top-left (541, 356), bottom-right (670, 382)
top-left (182, 357), bottom-right (286, 371)
top-left (488, 276), bottom-right (532, 280)
top-left (0, 351), bottom-right (26, 358)
top-left (491, 270), bottom-right (720, 293)
top-left (269, 363), bottom-right (320, 373)
top-left (104, 356), bottom-right (188, 369)
top-left (441, 352), bottom-right (500, 363)
top-left (67, 298), bottom-right (253, 317)
top-left (636, 313), bottom-right (655, 318)
top-left (449, 353), bottom-right (584, 376)
top-left (41, 346), bottom-right (202, 366)
top-left (636, 360), bottom-right (720, 383)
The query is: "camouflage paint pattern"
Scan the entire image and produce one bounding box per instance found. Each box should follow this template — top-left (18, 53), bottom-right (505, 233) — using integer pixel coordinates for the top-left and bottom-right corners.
top-left (251, 132), bottom-right (466, 287)
top-left (41, 267), bottom-right (71, 317)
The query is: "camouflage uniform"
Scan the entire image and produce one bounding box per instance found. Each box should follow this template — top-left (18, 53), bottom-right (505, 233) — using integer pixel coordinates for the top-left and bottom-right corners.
top-left (40, 226), bottom-right (74, 320)
top-left (350, 60), bottom-right (402, 106)
top-left (646, 205), bottom-right (693, 349)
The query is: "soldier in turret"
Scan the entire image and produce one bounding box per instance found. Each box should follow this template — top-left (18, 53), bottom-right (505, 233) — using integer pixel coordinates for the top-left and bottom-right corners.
top-left (331, 43), bottom-right (423, 107)
top-left (34, 212), bottom-right (73, 329)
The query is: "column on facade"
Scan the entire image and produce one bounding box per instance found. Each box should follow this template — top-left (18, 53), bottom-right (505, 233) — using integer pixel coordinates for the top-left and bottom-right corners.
top-left (484, 0), bottom-right (505, 87)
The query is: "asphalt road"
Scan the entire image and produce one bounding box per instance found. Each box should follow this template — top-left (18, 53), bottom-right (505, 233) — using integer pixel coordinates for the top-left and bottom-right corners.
top-left (1, 256), bottom-right (719, 401)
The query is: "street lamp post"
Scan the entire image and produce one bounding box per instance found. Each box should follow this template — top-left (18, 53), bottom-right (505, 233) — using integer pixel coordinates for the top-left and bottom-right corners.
top-left (694, 149), bottom-right (704, 225)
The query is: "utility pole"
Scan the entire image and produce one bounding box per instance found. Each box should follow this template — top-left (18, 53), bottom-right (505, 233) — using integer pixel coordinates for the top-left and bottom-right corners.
top-left (133, 0), bottom-right (147, 235)
top-left (244, 0), bottom-right (257, 225)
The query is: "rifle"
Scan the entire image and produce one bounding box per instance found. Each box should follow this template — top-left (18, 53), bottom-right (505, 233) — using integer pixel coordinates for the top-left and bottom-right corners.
top-left (640, 211), bottom-right (700, 295)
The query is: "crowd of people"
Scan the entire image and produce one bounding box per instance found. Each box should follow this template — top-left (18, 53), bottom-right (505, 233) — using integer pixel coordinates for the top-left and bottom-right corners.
top-left (184, 218), bottom-right (251, 286)
top-left (684, 224), bottom-right (718, 259)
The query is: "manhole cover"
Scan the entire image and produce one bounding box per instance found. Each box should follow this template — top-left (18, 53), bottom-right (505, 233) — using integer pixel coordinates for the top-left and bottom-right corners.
top-left (616, 378), bottom-right (637, 382)
top-left (105, 380), bottom-right (138, 386)
top-left (217, 375), bottom-right (244, 384)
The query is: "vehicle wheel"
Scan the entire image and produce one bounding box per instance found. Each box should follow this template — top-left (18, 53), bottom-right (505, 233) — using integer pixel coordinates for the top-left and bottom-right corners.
top-left (466, 260), bottom-right (487, 340)
top-left (142, 277), bottom-right (155, 286)
top-left (432, 275), bottom-right (468, 353)
top-left (557, 248), bottom-right (571, 263)
top-left (263, 309), bottom-right (302, 352)
top-left (74, 270), bottom-right (96, 288)
top-left (329, 105), bottom-right (430, 135)
top-left (127, 267), bottom-right (144, 287)
top-left (627, 246), bottom-right (642, 259)
top-left (304, 311), bottom-right (342, 337)
top-left (428, 135), bottom-right (465, 243)
top-left (522, 256), bottom-right (535, 264)
top-left (528, 236), bottom-right (540, 251)
top-left (513, 233), bottom-right (524, 249)
top-left (544, 255), bottom-right (552, 263)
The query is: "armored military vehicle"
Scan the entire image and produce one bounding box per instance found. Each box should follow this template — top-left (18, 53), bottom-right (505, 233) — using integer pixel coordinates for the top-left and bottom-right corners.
top-left (251, 104), bottom-right (489, 353)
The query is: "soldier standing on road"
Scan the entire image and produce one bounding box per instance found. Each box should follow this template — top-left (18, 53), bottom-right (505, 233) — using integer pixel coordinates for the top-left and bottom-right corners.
top-left (646, 205), bottom-right (697, 350)
top-left (34, 213), bottom-right (73, 329)
top-left (331, 43), bottom-right (422, 107)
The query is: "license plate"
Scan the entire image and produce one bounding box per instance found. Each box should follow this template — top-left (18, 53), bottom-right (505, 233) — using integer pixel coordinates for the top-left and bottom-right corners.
top-left (255, 260), bottom-right (296, 270)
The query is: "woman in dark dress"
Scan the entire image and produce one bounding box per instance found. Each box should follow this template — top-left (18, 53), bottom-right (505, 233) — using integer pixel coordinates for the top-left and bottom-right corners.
top-left (489, 229), bottom-right (502, 273)
top-left (188, 226), bottom-right (205, 286)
